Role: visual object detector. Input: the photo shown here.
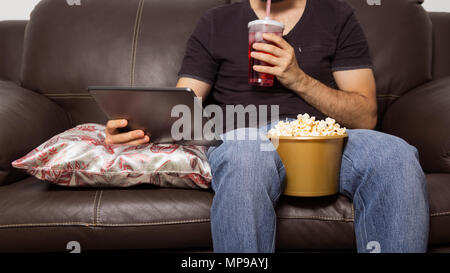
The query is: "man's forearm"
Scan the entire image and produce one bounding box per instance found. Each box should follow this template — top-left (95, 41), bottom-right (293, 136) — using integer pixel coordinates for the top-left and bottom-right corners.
top-left (293, 75), bottom-right (377, 129)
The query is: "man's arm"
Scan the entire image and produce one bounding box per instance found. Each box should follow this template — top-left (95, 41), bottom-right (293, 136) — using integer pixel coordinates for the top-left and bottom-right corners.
top-left (293, 68), bottom-right (377, 129)
top-left (176, 77), bottom-right (212, 101)
top-left (251, 33), bottom-right (377, 129)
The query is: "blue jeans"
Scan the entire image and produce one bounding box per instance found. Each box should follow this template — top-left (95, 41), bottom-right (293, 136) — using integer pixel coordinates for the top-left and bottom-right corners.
top-left (207, 124), bottom-right (429, 253)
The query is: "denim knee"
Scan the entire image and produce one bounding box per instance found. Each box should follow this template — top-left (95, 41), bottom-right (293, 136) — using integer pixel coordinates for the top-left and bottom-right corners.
top-left (210, 128), bottom-right (285, 203)
top-left (345, 129), bottom-right (426, 195)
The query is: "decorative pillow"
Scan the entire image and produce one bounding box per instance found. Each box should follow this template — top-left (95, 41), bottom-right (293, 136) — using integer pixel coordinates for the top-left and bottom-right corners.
top-left (12, 124), bottom-right (211, 189)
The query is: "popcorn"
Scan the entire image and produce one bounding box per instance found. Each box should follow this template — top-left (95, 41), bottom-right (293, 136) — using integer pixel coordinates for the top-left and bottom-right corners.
top-left (267, 114), bottom-right (347, 137)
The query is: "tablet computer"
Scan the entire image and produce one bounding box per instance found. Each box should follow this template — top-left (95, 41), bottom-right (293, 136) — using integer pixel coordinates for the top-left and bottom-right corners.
top-left (88, 86), bottom-right (222, 146)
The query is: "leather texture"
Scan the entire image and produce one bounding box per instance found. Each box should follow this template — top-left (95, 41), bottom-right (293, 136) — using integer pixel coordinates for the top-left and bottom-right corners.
top-left (427, 173), bottom-right (450, 246)
top-left (0, 177), bottom-right (213, 252)
top-left (0, 0), bottom-right (449, 252)
top-left (133, 0), bottom-right (229, 87)
top-left (20, 0), bottom-right (432, 126)
top-left (0, 173), bottom-right (449, 252)
top-left (430, 12), bottom-right (450, 80)
top-left (382, 77), bottom-right (450, 173)
top-left (0, 21), bottom-right (27, 84)
top-left (0, 80), bottom-right (71, 186)
top-left (20, 0), bottom-right (228, 126)
top-left (345, 0), bottom-right (432, 122)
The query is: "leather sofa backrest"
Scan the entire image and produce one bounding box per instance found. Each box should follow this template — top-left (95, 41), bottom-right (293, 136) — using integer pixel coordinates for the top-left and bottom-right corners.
top-left (345, 0), bottom-right (432, 119)
top-left (20, 0), bottom-right (229, 125)
top-left (20, 0), bottom-right (432, 125)
top-left (0, 21), bottom-right (27, 84)
top-left (429, 12), bottom-right (450, 80)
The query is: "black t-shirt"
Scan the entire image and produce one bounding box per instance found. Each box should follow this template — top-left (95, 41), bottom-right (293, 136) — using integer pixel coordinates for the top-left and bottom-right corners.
top-left (178, 0), bottom-right (372, 126)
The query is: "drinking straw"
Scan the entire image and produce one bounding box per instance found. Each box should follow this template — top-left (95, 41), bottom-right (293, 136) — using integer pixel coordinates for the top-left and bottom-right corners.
top-left (265, 0), bottom-right (271, 19)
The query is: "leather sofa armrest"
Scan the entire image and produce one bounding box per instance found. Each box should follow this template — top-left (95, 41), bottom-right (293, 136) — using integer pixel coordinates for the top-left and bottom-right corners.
top-left (381, 77), bottom-right (450, 173)
top-left (0, 81), bottom-right (71, 186)
top-left (430, 12), bottom-right (450, 80)
top-left (0, 20), bottom-right (27, 84)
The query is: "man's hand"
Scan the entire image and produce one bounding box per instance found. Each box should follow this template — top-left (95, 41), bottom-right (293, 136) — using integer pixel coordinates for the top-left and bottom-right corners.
top-left (250, 33), bottom-right (377, 129)
top-left (251, 33), bottom-right (306, 91)
top-left (105, 119), bottom-right (150, 145)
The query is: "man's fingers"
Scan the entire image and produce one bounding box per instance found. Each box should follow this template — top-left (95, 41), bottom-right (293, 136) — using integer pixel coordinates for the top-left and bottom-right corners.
top-left (253, 65), bottom-right (280, 76)
top-left (107, 130), bottom-right (145, 144)
top-left (106, 119), bottom-right (127, 134)
top-left (122, 135), bottom-right (151, 146)
top-left (251, 52), bottom-right (280, 66)
top-left (262, 33), bottom-right (289, 50)
top-left (252, 43), bottom-right (284, 57)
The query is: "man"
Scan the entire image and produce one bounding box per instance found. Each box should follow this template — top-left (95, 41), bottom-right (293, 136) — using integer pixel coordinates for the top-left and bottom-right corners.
top-left (105, 0), bottom-right (429, 253)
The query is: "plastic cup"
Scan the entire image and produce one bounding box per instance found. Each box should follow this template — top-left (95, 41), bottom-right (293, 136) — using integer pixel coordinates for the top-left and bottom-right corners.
top-left (248, 19), bottom-right (284, 87)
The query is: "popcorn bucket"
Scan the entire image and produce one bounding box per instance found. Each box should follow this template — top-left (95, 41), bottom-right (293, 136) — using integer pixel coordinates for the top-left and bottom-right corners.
top-left (270, 134), bottom-right (348, 197)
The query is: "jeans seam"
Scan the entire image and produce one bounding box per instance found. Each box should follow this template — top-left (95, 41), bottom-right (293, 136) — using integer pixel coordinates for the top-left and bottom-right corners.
top-left (342, 153), bottom-right (365, 179)
top-left (269, 161), bottom-right (283, 253)
top-left (270, 192), bottom-right (281, 204)
top-left (355, 190), bottom-right (369, 252)
top-left (270, 164), bottom-right (285, 204)
top-left (269, 171), bottom-right (283, 204)
top-left (270, 211), bottom-right (277, 252)
top-left (347, 148), bottom-right (370, 251)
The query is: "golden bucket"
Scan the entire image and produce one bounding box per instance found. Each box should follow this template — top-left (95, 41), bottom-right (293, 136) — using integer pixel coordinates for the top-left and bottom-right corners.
top-left (269, 134), bottom-right (348, 197)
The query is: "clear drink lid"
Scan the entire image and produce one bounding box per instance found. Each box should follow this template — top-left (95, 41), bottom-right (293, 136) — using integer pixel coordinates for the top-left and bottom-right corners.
top-left (248, 18), bottom-right (284, 29)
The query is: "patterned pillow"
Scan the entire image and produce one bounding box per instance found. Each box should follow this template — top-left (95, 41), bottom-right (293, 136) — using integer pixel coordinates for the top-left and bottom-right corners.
top-left (12, 124), bottom-right (211, 189)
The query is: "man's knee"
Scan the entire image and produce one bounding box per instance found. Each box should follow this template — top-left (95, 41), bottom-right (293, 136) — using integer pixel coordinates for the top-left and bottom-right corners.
top-left (211, 128), bottom-right (284, 201)
top-left (346, 129), bottom-right (425, 191)
top-left (347, 130), bottom-right (419, 168)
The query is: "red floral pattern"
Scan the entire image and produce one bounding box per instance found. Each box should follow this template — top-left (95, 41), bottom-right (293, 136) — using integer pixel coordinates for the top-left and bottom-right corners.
top-left (12, 123), bottom-right (211, 189)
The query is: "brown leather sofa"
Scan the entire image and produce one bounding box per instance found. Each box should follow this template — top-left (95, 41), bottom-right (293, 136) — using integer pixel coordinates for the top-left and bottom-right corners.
top-left (0, 0), bottom-right (449, 253)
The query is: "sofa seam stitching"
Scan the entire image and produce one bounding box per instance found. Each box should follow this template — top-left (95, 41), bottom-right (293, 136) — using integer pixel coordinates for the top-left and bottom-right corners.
top-left (430, 211), bottom-right (450, 217)
top-left (376, 94), bottom-right (401, 98)
top-left (95, 190), bottom-right (104, 225)
top-left (92, 190), bottom-right (99, 225)
top-left (2, 211), bottom-right (448, 229)
top-left (130, 0), bottom-right (145, 86)
top-left (278, 216), bottom-right (354, 222)
top-left (0, 219), bottom-right (211, 229)
top-left (129, 0), bottom-right (139, 86)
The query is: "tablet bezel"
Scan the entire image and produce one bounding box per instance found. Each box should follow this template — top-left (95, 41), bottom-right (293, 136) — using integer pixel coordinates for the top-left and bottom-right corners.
top-left (88, 86), bottom-right (222, 146)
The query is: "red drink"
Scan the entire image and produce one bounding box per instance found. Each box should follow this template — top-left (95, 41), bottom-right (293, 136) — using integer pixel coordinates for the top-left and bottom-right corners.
top-left (248, 31), bottom-right (283, 86)
top-left (248, 19), bottom-right (284, 87)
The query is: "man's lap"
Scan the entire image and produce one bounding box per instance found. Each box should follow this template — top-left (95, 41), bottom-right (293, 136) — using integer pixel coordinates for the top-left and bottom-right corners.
top-left (207, 125), bottom-right (420, 196)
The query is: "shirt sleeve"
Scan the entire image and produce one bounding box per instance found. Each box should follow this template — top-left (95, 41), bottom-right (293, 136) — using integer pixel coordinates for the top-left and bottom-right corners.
top-left (331, 8), bottom-right (373, 72)
top-left (178, 11), bottom-right (219, 85)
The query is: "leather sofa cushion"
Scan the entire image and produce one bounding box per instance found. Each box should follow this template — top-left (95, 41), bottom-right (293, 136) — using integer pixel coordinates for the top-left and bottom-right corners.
top-left (20, 0), bottom-right (229, 126)
top-left (429, 12), bottom-right (450, 80)
top-left (382, 77), bottom-right (450, 173)
top-left (22, 0), bottom-right (141, 92)
top-left (0, 80), bottom-right (71, 186)
top-left (345, 0), bottom-right (432, 119)
top-left (20, 0), bottom-right (432, 126)
top-left (0, 21), bottom-right (27, 84)
top-left (1, 173), bottom-right (449, 252)
top-left (0, 177), bottom-right (213, 252)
